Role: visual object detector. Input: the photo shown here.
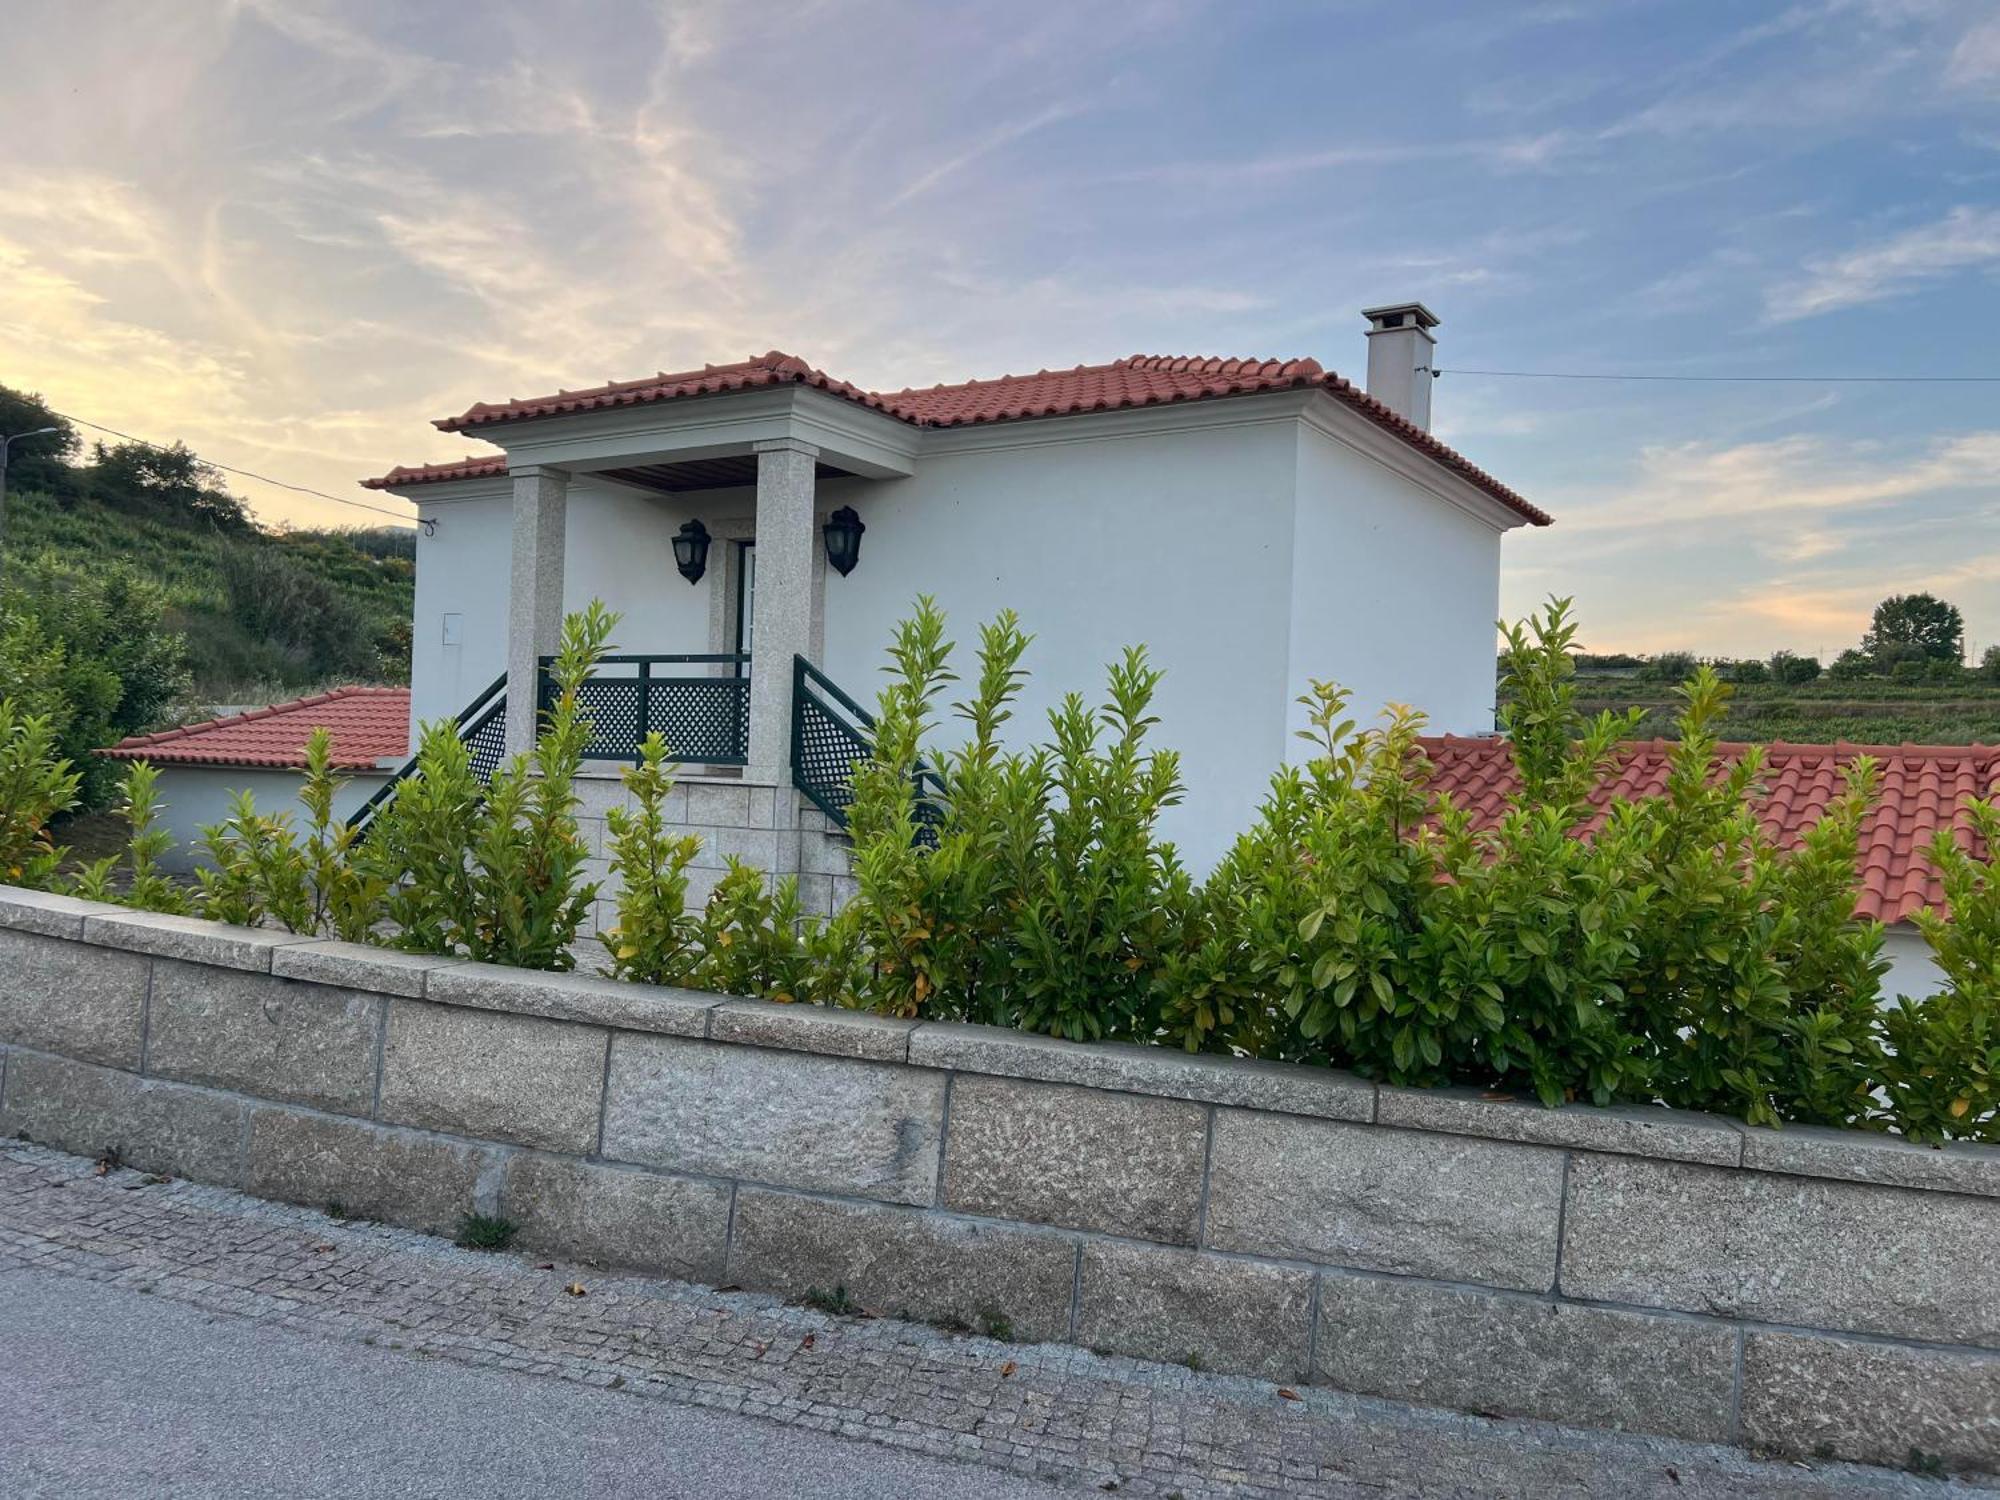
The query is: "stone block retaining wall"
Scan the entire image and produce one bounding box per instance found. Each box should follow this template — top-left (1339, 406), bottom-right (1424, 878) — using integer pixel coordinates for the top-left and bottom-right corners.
top-left (1, 885), bottom-right (1995, 1471)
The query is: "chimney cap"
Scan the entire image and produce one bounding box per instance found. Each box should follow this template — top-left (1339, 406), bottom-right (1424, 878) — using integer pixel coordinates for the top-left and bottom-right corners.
top-left (1361, 301), bottom-right (1441, 332)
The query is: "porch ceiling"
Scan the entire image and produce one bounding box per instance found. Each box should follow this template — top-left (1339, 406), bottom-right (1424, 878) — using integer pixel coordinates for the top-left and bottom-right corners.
top-left (602, 455), bottom-right (855, 494)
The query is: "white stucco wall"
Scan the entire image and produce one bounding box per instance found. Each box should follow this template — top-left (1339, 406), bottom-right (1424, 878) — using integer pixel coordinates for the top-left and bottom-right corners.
top-left (1881, 922), bottom-right (1945, 1003)
top-left (562, 483), bottom-right (720, 664)
top-left (147, 765), bottom-right (390, 875)
top-left (817, 415), bottom-right (1301, 870)
top-left (411, 479), bottom-right (735, 734)
top-left (410, 487), bottom-right (511, 732)
top-left (1287, 421), bottom-right (1503, 747)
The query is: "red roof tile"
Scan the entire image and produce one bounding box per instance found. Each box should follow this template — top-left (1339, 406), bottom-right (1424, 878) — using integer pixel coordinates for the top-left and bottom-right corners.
top-left (1421, 735), bottom-right (2000, 925)
top-left (363, 456), bottom-right (506, 489)
top-left (430, 351), bottom-right (898, 436)
top-left (382, 350), bottom-right (1547, 525)
top-left (101, 688), bottom-right (410, 770)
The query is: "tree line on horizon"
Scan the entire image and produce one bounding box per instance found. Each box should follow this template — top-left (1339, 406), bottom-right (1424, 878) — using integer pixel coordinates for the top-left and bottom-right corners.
top-left (1528, 592), bottom-right (1989, 688)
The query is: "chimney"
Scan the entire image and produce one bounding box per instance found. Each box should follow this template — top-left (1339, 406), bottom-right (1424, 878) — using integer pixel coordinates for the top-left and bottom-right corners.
top-left (1360, 302), bottom-right (1439, 430)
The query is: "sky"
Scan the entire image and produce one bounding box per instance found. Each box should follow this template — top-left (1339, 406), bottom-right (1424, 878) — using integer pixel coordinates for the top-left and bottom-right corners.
top-left (3, 0), bottom-right (1998, 659)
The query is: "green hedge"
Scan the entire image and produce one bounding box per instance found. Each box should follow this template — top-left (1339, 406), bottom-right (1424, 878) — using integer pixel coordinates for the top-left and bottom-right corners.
top-left (35, 597), bottom-right (2000, 1144)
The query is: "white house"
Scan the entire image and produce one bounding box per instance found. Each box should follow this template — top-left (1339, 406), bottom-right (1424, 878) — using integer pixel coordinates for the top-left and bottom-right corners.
top-left (361, 302), bottom-right (1545, 888)
top-left (99, 301), bottom-right (1976, 998)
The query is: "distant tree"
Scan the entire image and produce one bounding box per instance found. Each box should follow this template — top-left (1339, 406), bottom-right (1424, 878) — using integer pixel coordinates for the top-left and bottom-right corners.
top-left (1863, 593), bottom-right (1964, 665)
top-left (1641, 651), bottom-right (1698, 683)
top-left (90, 439), bottom-right (252, 533)
top-left (1768, 650), bottom-right (1821, 685)
top-left (1827, 648), bottom-right (1872, 681)
top-left (0, 386), bottom-right (81, 500)
top-left (1984, 644), bottom-right (2000, 684)
top-left (1892, 658), bottom-right (1927, 683)
top-left (1872, 640), bottom-right (1930, 674)
top-left (1927, 656), bottom-right (1963, 684)
top-left (1729, 659), bottom-right (1769, 684)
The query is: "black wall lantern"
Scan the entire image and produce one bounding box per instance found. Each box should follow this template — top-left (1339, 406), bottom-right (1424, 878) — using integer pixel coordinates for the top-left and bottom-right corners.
top-left (672, 519), bottom-right (711, 584)
top-left (822, 505), bottom-right (865, 577)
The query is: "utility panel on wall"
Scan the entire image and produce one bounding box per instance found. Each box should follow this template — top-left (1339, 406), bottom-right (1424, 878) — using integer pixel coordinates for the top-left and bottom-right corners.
top-left (442, 613), bottom-right (463, 646)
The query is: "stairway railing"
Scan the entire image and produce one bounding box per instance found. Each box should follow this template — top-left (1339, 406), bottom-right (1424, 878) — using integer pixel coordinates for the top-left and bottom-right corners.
top-left (791, 655), bottom-right (943, 835)
top-left (346, 671), bottom-right (506, 836)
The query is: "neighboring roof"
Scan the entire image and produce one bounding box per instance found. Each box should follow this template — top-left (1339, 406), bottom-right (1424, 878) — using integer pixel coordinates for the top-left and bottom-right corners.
top-left (1421, 735), bottom-right (2000, 926)
top-left (373, 349), bottom-right (1547, 524)
top-left (102, 688), bottom-right (411, 770)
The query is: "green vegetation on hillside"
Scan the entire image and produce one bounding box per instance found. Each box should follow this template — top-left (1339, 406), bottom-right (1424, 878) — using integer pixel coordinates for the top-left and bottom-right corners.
top-left (0, 382), bottom-right (413, 801)
top-left (2, 383), bottom-right (413, 703)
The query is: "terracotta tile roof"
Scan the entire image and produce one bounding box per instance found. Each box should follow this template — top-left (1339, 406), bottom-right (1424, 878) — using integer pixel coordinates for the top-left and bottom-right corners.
top-left (1421, 735), bottom-right (2000, 925)
top-left (361, 456), bottom-right (506, 490)
top-left (391, 349), bottom-right (1547, 525)
top-left (430, 351), bottom-right (897, 435)
top-left (101, 688), bottom-right (411, 770)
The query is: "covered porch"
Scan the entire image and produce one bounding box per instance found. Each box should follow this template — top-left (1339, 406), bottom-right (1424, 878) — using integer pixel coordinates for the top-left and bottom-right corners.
top-left (469, 366), bottom-right (920, 819)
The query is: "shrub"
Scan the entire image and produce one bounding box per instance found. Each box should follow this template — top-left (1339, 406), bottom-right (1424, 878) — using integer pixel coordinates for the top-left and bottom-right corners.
top-left (1729, 659), bottom-right (1768, 684)
top-left (192, 729), bottom-right (383, 937)
top-left (1827, 648), bottom-right (1872, 681)
top-left (0, 560), bottom-right (190, 805)
top-left (1926, 656), bottom-right (1962, 684)
top-left (218, 545), bottom-right (377, 681)
top-left (1882, 804), bottom-right (2000, 1142)
top-left (1168, 602), bottom-right (1889, 1118)
top-left (1891, 658), bottom-right (1926, 683)
top-left (688, 860), bottom-right (860, 1004)
top-left (71, 762), bottom-right (190, 913)
top-left (845, 600), bottom-right (1020, 1022)
top-left (0, 700), bottom-right (81, 887)
top-left (846, 597), bottom-right (1191, 1042)
top-left (1640, 651), bottom-right (1697, 683)
top-left (363, 717), bottom-right (482, 955)
top-left (194, 790), bottom-right (312, 930)
top-left (598, 733), bottom-right (703, 986)
top-left (1876, 641), bottom-right (1928, 674)
top-left (1768, 651), bottom-right (1820, 685)
top-left (368, 603), bottom-right (615, 968)
top-left (1985, 644), bottom-right (2000, 684)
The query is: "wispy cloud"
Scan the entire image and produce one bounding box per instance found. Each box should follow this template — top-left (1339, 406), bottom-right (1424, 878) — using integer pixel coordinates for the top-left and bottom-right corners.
top-left (1111, 132), bottom-right (1578, 188)
top-left (1946, 15), bottom-right (2000, 93)
top-left (1767, 205), bottom-right (2000, 320)
top-left (1562, 430), bottom-right (2000, 537)
top-left (887, 103), bottom-right (1083, 209)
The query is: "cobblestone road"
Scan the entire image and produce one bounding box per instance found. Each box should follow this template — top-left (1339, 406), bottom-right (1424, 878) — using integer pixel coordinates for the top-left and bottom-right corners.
top-left (0, 1144), bottom-right (1972, 1499)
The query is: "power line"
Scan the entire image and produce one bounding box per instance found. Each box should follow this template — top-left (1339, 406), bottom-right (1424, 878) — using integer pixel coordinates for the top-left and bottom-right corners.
top-left (44, 409), bottom-right (415, 525)
top-left (1437, 368), bottom-right (2000, 384)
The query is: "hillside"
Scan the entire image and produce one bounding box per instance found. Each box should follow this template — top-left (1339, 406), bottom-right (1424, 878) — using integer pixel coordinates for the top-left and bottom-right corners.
top-left (6, 484), bottom-right (413, 704)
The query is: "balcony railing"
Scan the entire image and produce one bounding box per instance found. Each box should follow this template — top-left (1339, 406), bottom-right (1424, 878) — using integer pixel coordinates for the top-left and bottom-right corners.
top-left (540, 653), bottom-right (750, 767)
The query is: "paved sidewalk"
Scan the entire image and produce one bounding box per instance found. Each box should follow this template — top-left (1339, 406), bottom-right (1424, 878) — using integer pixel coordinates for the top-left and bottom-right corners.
top-left (0, 1144), bottom-right (1972, 1499)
